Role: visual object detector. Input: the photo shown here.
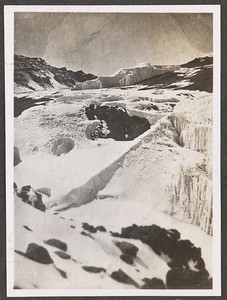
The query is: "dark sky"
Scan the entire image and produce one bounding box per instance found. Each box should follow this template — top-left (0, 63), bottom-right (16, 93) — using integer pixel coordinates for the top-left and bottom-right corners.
top-left (14, 13), bottom-right (213, 76)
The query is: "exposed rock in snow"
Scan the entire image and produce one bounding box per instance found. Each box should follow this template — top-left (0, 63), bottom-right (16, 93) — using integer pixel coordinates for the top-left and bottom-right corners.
top-left (14, 146), bottom-right (22, 166)
top-left (113, 240), bottom-right (139, 258)
top-left (141, 277), bottom-right (166, 289)
top-left (44, 239), bottom-right (67, 252)
top-left (85, 104), bottom-right (151, 141)
top-left (139, 56), bottom-right (213, 93)
top-left (15, 243), bottom-right (54, 264)
top-left (14, 54), bottom-right (97, 93)
top-left (110, 269), bottom-right (140, 288)
top-left (82, 266), bottom-right (106, 273)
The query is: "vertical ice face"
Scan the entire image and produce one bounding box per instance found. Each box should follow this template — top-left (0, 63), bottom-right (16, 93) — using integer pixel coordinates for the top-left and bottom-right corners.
top-left (167, 94), bottom-right (213, 235)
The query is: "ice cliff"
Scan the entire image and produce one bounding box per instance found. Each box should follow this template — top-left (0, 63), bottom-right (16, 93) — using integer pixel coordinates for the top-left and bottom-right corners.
top-left (168, 94), bottom-right (213, 235)
top-left (75, 63), bottom-right (178, 89)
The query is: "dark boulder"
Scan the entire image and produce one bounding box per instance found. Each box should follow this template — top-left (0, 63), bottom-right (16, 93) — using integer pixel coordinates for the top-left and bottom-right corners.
top-left (85, 104), bottom-right (150, 141)
top-left (54, 251), bottom-right (71, 259)
top-left (14, 146), bottom-right (22, 166)
top-left (44, 239), bottom-right (67, 252)
top-left (82, 266), bottom-right (106, 273)
top-left (25, 243), bottom-right (53, 264)
top-left (82, 223), bottom-right (97, 233)
top-left (166, 267), bottom-right (211, 289)
top-left (141, 277), bottom-right (166, 289)
top-left (110, 269), bottom-right (139, 288)
top-left (114, 241), bottom-right (139, 257)
top-left (120, 254), bottom-right (134, 265)
top-left (96, 225), bottom-right (107, 232)
top-left (51, 137), bottom-right (75, 156)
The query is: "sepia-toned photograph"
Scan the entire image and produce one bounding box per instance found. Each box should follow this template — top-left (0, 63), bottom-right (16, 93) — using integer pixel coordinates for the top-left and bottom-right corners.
top-left (5, 5), bottom-right (221, 297)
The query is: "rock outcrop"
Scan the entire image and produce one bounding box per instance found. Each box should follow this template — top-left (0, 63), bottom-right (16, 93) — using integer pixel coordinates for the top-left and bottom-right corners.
top-left (15, 243), bottom-right (54, 264)
top-left (14, 54), bottom-right (97, 92)
top-left (44, 239), bottom-right (67, 251)
top-left (113, 241), bottom-right (139, 257)
top-left (85, 104), bottom-right (150, 141)
top-left (141, 277), bottom-right (166, 289)
top-left (14, 146), bottom-right (22, 166)
top-left (139, 55), bottom-right (213, 93)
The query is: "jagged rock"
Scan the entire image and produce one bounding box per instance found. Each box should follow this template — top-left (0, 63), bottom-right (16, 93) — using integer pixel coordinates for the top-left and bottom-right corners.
top-left (112, 224), bottom-right (206, 272)
top-left (166, 268), bottom-right (212, 289)
top-left (44, 239), bottom-right (67, 252)
top-left (14, 54), bottom-right (97, 92)
top-left (25, 243), bottom-right (53, 264)
top-left (14, 146), bottom-right (22, 166)
top-left (54, 251), bottom-right (71, 259)
top-left (120, 254), bottom-right (134, 265)
top-left (82, 223), bottom-right (97, 233)
top-left (51, 137), bottom-right (75, 156)
top-left (16, 185), bottom-right (46, 212)
top-left (141, 277), bottom-right (166, 289)
top-left (139, 56), bottom-right (213, 93)
top-left (114, 241), bottom-right (139, 257)
top-left (82, 266), bottom-right (106, 273)
top-left (110, 269), bottom-right (139, 288)
top-left (85, 104), bottom-right (150, 141)
top-left (96, 225), bottom-right (107, 232)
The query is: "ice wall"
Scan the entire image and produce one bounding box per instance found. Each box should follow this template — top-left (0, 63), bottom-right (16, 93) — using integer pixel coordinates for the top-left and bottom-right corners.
top-left (75, 63), bottom-right (178, 90)
top-left (168, 94), bottom-right (213, 235)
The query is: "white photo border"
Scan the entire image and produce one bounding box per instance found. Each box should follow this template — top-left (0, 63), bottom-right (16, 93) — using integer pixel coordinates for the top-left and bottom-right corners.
top-left (5, 4), bottom-right (221, 297)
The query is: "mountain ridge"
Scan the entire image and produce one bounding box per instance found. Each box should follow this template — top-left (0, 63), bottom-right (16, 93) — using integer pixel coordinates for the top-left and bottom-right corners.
top-left (14, 54), bottom-right (213, 93)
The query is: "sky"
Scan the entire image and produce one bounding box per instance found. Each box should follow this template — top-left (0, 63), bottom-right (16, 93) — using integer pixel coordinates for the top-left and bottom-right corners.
top-left (14, 13), bottom-right (213, 76)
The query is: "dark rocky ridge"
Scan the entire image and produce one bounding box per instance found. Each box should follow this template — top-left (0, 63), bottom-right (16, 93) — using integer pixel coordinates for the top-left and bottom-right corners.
top-left (14, 96), bottom-right (53, 117)
top-left (111, 224), bottom-right (211, 289)
top-left (138, 56), bottom-right (213, 93)
top-left (15, 54), bottom-right (97, 91)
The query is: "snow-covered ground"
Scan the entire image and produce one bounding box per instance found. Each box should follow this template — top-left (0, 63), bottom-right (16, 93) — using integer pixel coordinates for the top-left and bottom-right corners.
top-left (13, 85), bottom-right (213, 290)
